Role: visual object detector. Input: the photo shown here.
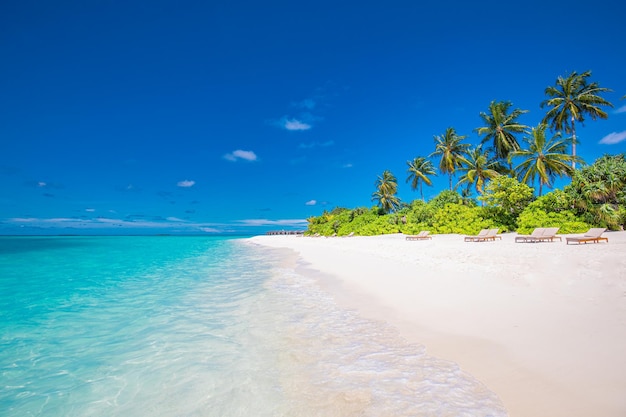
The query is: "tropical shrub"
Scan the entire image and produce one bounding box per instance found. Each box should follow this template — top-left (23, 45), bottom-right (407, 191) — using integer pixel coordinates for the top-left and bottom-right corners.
top-left (430, 203), bottom-right (492, 235)
top-left (564, 154), bottom-right (626, 230)
top-left (528, 189), bottom-right (571, 213)
top-left (479, 176), bottom-right (534, 231)
top-left (428, 190), bottom-right (463, 209)
top-left (516, 207), bottom-right (590, 234)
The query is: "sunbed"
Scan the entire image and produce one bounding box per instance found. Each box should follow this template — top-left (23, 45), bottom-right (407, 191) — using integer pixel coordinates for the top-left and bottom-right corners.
top-left (536, 227), bottom-right (561, 242)
top-left (566, 228), bottom-right (608, 245)
top-left (406, 231), bottom-right (432, 241)
top-left (464, 229), bottom-right (489, 242)
top-left (465, 228), bottom-right (500, 242)
top-left (515, 228), bottom-right (545, 243)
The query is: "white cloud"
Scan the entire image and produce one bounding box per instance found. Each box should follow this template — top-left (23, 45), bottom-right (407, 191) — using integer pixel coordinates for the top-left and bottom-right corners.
top-left (177, 180), bottom-right (195, 187)
top-left (342, 163), bottom-right (353, 168)
top-left (165, 216), bottom-right (187, 222)
top-left (38, 181), bottom-right (47, 187)
top-left (614, 105), bottom-right (626, 114)
top-left (6, 216), bottom-right (220, 231)
top-left (224, 149), bottom-right (258, 162)
top-left (284, 119), bottom-right (312, 131)
top-left (4, 216), bottom-right (307, 232)
top-left (237, 218), bottom-right (308, 227)
top-left (199, 227), bottom-right (222, 233)
top-left (85, 208), bottom-right (96, 212)
top-left (599, 131), bottom-right (626, 145)
top-left (305, 200), bottom-right (317, 206)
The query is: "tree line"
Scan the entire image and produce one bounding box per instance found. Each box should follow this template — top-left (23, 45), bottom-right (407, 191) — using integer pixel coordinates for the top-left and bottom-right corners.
top-left (307, 71), bottom-right (625, 236)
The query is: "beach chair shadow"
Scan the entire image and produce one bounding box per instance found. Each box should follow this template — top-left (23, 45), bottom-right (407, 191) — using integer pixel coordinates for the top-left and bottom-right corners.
top-left (406, 231), bottom-right (432, 241)
top-left (566, 228), bottom-right (608, 245)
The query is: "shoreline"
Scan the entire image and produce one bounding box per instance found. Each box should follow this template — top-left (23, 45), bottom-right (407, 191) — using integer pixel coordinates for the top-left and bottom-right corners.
top-left (249, 232), bottom-right (626, 417)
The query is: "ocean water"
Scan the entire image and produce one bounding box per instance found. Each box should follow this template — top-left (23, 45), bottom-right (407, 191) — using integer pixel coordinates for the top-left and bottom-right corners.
top-left (0, 236), bottom-right (507, 416)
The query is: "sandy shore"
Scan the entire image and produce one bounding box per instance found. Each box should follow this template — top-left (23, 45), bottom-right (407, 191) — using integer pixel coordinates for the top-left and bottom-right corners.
top-left (249, 231), bottom-right (626, 417)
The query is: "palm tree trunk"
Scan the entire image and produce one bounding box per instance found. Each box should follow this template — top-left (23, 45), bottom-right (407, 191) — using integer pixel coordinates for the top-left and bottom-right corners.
top-left (420, 183), bottom-right (424, 201)
top-left (539, 181), bottom-right (543, 196)
top-left (571, 115), bottom-right (577, 169)
top-left (449, 173), bottom-right (452, 191)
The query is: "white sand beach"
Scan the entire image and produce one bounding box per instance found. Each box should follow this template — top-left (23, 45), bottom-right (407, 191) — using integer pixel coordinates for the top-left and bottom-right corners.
top-left (249, 231), bottom-right (626, 417)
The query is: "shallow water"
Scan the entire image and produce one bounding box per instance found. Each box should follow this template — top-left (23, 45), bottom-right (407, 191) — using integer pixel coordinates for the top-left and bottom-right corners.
top-left (0, 236), bottom-right (506, 416)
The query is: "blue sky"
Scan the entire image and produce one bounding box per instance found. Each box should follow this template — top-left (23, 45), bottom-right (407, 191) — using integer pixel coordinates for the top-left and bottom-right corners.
top-left (1, 0), bottom-right (625, 235)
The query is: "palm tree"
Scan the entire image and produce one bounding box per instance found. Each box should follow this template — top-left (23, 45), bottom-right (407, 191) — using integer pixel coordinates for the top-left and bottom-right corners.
top-left (509, 124), bottom-right (580, 196)
top-left (456, 145), bottom-right (501, 197)
top-left (406, 156), bottom-right (436, 200)
top-left (475, 100), bottom-right (529, 161)
top-left (371, 170), bottom-right (401, 213)
top-left (429, 127), bottom-right (470, 191)
top-left (541, 70), bottom-right (613, 169)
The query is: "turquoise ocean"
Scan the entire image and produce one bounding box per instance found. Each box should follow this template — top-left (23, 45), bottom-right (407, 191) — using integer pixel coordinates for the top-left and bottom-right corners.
top-left (1, 236), bottom-right (507, 416)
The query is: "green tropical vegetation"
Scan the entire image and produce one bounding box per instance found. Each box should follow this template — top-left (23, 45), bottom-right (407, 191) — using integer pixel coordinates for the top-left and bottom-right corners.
top-left (306, 71), bottom-right (622, 237)
top-left (406, 156), bottom-right (436, 200)
top-left (456, 145), bottom-right (501, 197)
top-left (509, 124), bottom-right (579, 196)
top-left (430, 127), bottom-right (469, 190)
top-left (476, 100), bottom-right (529, 160)
top-left (541, 70), bottom-right (613, 168)
top-left (371, 170), bottom-right (400, 214)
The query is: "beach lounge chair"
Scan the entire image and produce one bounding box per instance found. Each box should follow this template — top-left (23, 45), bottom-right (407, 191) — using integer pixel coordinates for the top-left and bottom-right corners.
top-left (566, 228), bottom-right (608, 245)
top-left (465, 228), bottom-right (500, 242)
top-left (515, 228), bottom-right (545, 243)
top-left (464, 229), bottom-right (488, 242)
top-left (516, 227), bottom-right (561, 243)
top-left (489, 228), bottom-right (502, 240)
top-left (406, 231), bottom-right (432, 241)
top-left (537, 227), bottom-right (561, 242)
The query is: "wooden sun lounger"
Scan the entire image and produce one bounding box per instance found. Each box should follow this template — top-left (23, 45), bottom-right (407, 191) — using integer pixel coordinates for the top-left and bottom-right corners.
top-left (516, 227), bottom-right (562, 243)
top-left (515, 228), bottom-right (545, 242)
top-left (406, 231), bottom-right (432, 241)
top-left (535, 227), bottom-right (562, 242)
top-left (465, 228), bottom-right (500, 242)
top-left (464, 229), bottom-right (488, 242)
top-left (566, 228), bottom-right (608, 245)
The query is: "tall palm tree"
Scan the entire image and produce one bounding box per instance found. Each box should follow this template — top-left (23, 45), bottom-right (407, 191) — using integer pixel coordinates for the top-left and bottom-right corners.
top-left (371, 170), bottom-right (400, 213)
top-left (475, 100), bottom-right (529, 161)
top-left (541, 70), bottom-right (613, 169)
top-left (509, 124), bottom-right (580, 196)
top-left (429, 127), bottom-right (470, 191)
top-left (456, 145), bottom-right (501, 197)
top-left (406, 156), bottom-right (436, 200)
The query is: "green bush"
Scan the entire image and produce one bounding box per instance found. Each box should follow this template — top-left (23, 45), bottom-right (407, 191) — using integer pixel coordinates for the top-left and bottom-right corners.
top-left (517, 207), bottom-right (591, 234)
top-left (428, 190), bottom-right (462, 209)
top-left (430, 203), bottom-right (492, 235)
top-left (529, 189), bottom-right (572, 212)
top-left (479, 176), bottom-right (534, 231)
